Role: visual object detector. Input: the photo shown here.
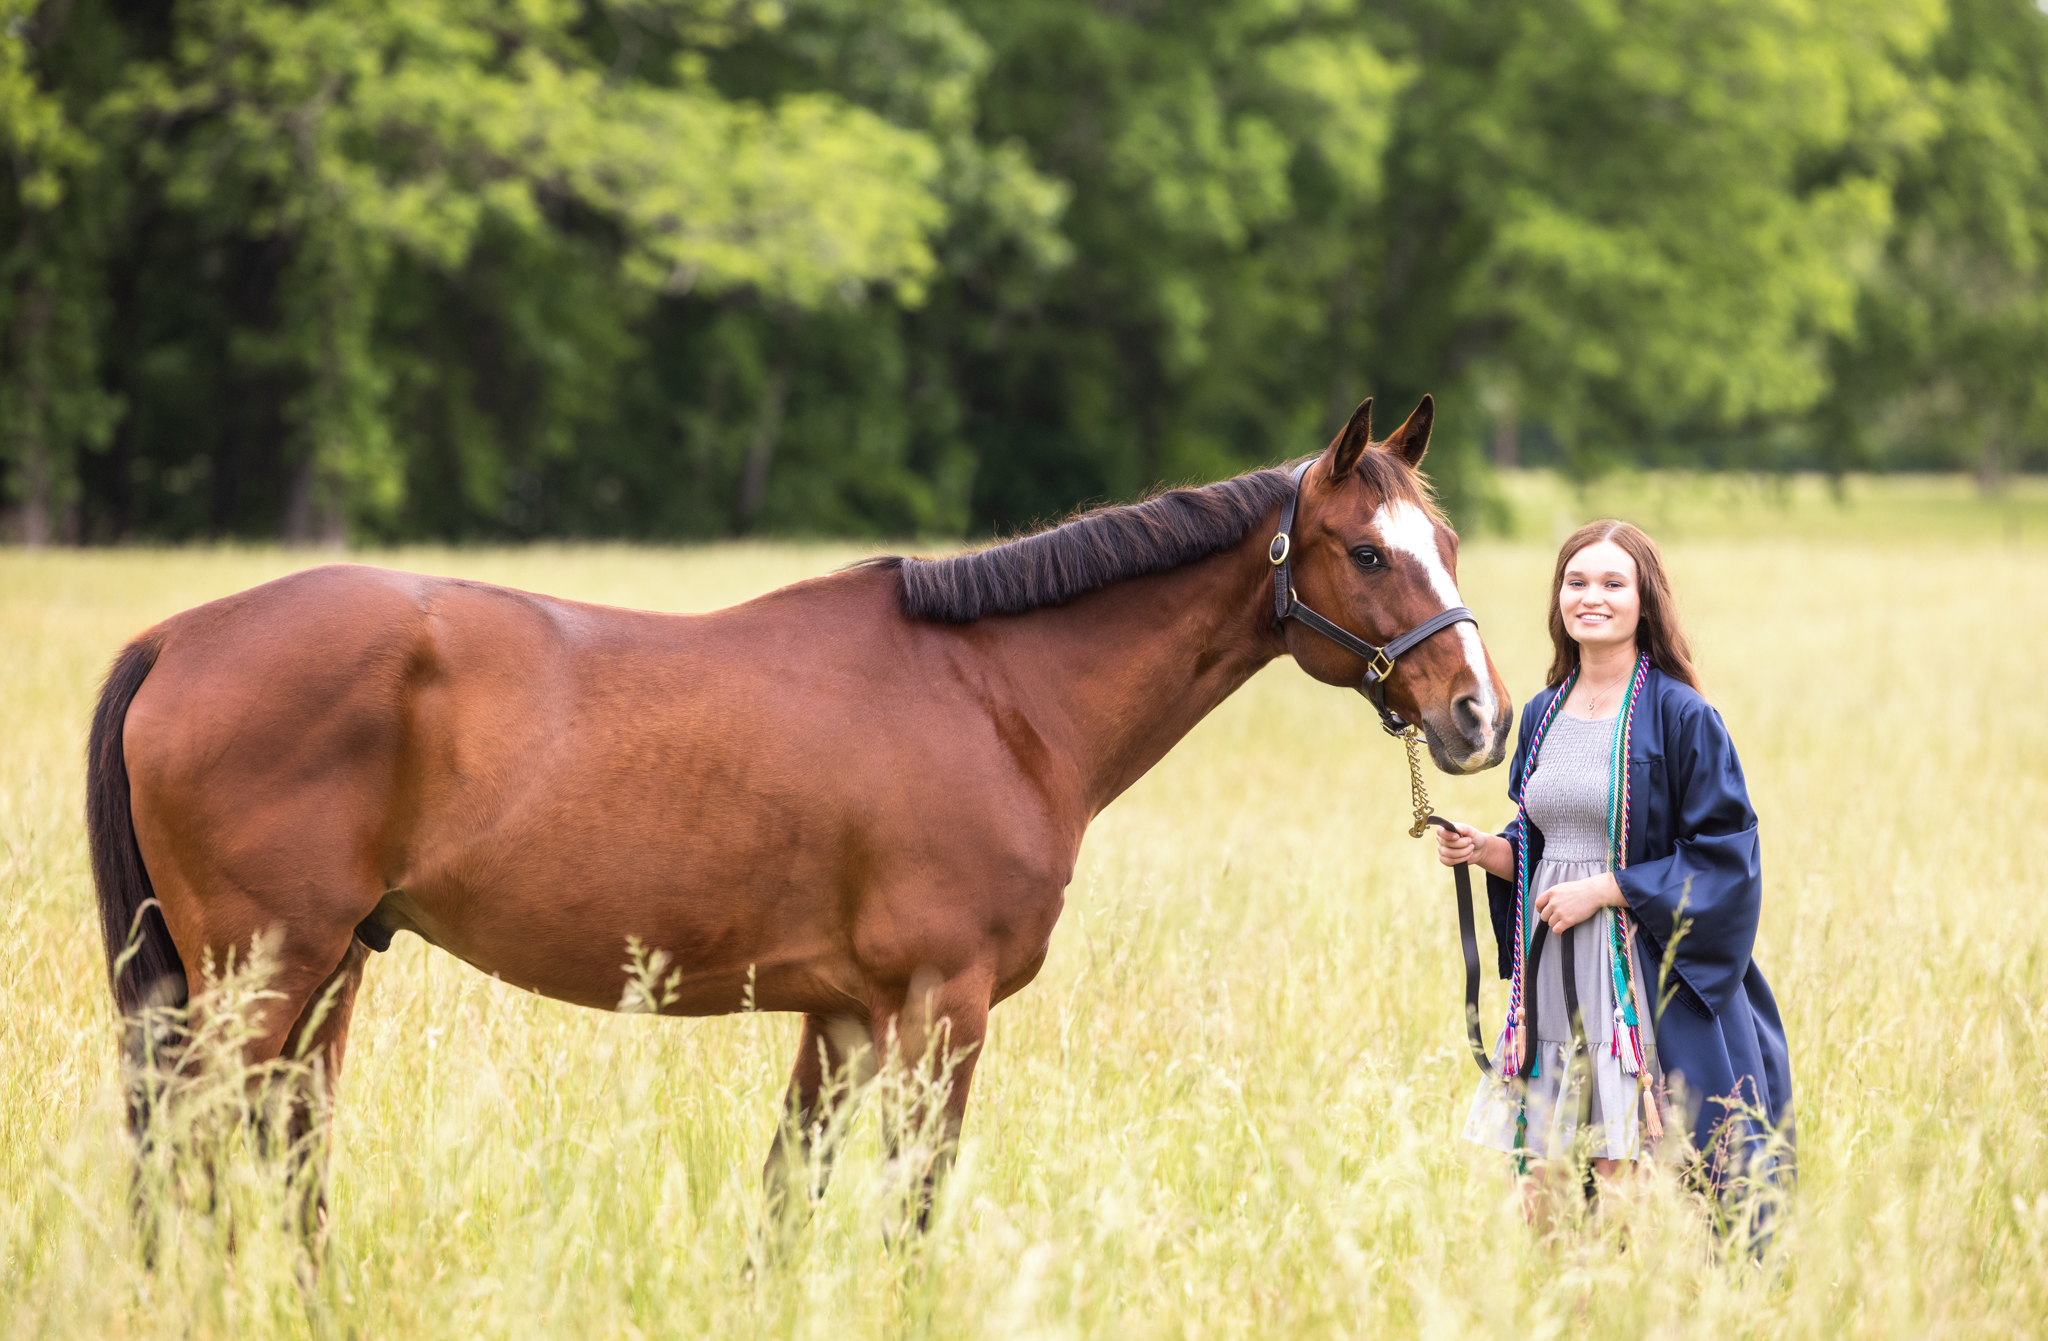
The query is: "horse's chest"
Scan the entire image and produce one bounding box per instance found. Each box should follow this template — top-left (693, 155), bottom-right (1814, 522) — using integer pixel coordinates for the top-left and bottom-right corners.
top-left (989, 885), bottom-right (1066, 999)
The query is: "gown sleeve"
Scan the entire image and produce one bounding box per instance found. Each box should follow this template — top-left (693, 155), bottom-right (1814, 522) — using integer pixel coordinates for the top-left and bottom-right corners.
top-left (1614, 698), bottom-right (1762, 1018)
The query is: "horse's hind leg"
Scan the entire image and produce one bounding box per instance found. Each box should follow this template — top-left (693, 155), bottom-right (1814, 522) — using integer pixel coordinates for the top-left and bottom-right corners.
top-left (123, 903), bottom-right (365, 1261)
top-left (763, 1013), bottom-right (874, 1229)
top-left (138, 840), bottom-right (374, 1238)
top-left (184, 921), bottom-right (367, 1244)
top-left (270, 937), bottom-right (372, 1243)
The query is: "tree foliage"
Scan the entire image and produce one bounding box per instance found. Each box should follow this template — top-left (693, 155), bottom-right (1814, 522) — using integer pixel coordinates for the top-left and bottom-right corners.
top-left (2, 0), bottom-right (2044, 544)
top-left (1818, 0), bottom-right (2048, 484)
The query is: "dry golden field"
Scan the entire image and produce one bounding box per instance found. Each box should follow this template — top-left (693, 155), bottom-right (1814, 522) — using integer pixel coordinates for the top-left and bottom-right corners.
top-left (3, 473), bottom-right (2045, 1339)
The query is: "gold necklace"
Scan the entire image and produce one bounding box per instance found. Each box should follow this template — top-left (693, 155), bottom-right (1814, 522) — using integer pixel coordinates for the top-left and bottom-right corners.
top-left (1579, 668), bottom-right (1630, 716)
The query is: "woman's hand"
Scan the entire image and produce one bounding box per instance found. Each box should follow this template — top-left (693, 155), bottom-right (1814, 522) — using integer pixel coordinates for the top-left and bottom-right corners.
top-left (1434, 823), bottom-right (1514, 880)
top-left (1533, 873), bottom-right (1625, 935)
top-left (1434, 821), bottom-right (1481, 867)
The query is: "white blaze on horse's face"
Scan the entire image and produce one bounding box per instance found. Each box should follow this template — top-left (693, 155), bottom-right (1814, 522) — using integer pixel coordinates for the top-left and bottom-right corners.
top-left (1371, 501), bottom-right (1497, 730)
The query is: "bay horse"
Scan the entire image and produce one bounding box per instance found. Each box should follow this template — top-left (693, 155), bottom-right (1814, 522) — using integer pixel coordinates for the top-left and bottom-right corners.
top-left (88, 395), bottom-right (1511, 1221)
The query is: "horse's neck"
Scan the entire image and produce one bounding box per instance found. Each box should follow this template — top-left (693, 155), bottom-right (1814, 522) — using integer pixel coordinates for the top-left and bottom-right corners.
top-left (991, 527), bottom-right (1285, 817)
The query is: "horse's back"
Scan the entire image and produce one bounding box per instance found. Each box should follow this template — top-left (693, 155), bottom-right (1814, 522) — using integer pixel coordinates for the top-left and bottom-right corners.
top-left (124, 559), bottom-right (943, 800)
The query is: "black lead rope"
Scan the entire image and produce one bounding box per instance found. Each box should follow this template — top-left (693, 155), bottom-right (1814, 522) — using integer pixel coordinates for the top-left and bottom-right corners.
top-left (1423, 815), bottom-right (1595, 1135)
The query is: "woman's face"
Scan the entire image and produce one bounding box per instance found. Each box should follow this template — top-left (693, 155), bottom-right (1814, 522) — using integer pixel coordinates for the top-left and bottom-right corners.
top-left (1559, 539), bottom-right (1642, 654)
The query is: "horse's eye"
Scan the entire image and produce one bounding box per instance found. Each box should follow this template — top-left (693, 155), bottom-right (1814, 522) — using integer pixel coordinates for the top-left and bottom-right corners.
top-left (1351, 547), bottom-right (1384, 570)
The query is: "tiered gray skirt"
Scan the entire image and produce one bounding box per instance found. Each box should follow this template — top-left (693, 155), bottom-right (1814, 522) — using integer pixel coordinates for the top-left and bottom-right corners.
top-left (1462, 857), bottom-right (1674, 1162)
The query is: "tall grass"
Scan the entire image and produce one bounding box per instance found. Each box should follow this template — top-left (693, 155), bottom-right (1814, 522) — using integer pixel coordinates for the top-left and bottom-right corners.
top-left (2, 475), bottom-right (2043, 1338)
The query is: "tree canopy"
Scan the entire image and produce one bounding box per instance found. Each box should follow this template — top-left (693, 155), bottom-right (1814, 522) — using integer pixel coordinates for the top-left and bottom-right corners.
top-left (3, 0), bottom-right (2044, 544)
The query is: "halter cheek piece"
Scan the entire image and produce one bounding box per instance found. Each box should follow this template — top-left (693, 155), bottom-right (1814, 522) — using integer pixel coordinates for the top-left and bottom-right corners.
top-left (1268, 459), bottom-right (1478, 737)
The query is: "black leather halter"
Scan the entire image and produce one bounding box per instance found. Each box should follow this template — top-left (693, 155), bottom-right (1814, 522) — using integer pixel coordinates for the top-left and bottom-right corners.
top-left (1269, 459), bottom-right (1479, 737)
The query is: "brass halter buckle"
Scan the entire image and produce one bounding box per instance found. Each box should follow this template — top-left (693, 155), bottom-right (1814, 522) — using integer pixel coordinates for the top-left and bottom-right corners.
top-left (1268, 533), bottom-right (1290, 565)
top-left (1363, 648), bottom-right (1395, 684)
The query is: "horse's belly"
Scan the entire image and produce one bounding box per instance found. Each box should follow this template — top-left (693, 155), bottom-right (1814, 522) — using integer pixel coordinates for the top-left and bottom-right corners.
top-left (381, 863), bottom-right (869, 1018)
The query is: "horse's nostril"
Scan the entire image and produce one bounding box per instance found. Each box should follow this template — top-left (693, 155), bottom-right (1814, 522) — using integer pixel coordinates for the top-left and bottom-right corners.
top-left (1453, 694), bottom-right (1485, 734)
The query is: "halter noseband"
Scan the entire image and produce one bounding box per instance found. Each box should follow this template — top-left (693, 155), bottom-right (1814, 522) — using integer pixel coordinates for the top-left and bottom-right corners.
top-left (1269, 459), bottom-right (1478, 737)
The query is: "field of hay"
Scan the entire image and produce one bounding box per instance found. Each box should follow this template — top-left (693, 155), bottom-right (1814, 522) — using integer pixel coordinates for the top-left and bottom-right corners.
top-left (3, 472), bottom-right (2045, 1339)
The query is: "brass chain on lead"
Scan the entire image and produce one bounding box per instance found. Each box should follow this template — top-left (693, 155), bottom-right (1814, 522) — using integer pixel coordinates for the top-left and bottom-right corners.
top-left (1400, 724), bottom-right (1432, 839)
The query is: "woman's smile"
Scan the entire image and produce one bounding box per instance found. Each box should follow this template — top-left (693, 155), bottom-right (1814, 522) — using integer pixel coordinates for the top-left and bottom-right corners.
top-left (1558, 538), bottom-right (1642, 652)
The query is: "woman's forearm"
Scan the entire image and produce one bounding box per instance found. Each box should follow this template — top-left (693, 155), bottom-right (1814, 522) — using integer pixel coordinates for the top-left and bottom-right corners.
top-left (1473, 833), bottom-right (1516, 881)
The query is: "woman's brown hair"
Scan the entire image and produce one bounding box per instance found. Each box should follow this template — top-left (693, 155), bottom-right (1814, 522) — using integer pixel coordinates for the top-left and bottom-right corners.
top-left (1545, 520), bottom-right (1700, 690)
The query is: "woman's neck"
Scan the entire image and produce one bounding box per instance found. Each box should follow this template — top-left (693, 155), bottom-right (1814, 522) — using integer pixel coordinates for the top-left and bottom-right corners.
top-left (1576, 643), bottom-right (1638, 686)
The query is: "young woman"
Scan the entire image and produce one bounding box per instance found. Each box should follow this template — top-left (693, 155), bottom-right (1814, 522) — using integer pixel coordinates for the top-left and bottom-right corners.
top-left (1435, 520), bottom-right (1793, 1198)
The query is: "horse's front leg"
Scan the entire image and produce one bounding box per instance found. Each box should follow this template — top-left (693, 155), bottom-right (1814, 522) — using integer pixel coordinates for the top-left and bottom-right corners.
top-left (763, 1012), bottom-right (874, 1231)
top-left (870, 967), bottom-right (992, 1234)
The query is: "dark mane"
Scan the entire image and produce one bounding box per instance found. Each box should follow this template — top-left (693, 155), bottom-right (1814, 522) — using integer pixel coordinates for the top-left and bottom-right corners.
top-left (854, 468), bottom-right (1293, 622)
top-left (861, 452), bottom-right (1444, 624)
top-left (858, 454), bottom-right (1440, 623)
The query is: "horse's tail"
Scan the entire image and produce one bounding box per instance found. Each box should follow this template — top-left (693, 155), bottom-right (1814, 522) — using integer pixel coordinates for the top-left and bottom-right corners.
top-left (88, 631), bottom-right (185, 1030)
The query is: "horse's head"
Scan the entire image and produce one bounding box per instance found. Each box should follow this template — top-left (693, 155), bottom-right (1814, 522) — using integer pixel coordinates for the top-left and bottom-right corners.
top-left (1282, 396), bottom-right (1513, 774)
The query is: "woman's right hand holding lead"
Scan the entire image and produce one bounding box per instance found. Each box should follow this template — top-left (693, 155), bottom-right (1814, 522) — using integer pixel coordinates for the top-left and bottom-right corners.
top-left (1436, 824), bottom-right (1516, 879)
top-left (1435, 821), bottom-right (1482, 868)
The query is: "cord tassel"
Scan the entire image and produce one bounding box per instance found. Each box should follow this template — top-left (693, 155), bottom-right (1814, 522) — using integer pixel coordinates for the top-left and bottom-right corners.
top-left (1613, 1006), bottom-right (1647, 1076)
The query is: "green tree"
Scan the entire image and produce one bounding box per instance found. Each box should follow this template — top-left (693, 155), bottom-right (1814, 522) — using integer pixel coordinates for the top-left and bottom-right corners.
top-left (943, 0), bottom-right (1412, 528)
top-left (0, 0), bottom-right (127, 543)
top-left (1351, 0), bottom-right (1940, 482)
top-left (1820, 0), bottom-right (2048, 486)
top-left (10, 0), bottom-right (959, 541)
top-left (4, 0), bottom-right (2041, 545)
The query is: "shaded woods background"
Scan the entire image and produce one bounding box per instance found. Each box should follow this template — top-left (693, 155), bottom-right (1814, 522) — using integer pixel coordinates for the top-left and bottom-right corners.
top-left (3, 0), bottom-right (2046, 545)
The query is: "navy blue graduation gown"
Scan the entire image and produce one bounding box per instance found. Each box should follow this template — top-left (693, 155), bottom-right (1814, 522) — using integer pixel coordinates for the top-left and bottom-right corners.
top-left (1485, 668), bottom-right (1794, 1181)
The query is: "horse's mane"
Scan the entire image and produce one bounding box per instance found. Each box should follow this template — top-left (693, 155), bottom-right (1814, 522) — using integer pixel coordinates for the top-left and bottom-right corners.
top-left (858, 452), bottom-right (1437, 624)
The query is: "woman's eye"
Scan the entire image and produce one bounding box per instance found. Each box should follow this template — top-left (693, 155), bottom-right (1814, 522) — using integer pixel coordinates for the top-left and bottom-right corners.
top-left (1352, 547), bottom-right (1383, 570)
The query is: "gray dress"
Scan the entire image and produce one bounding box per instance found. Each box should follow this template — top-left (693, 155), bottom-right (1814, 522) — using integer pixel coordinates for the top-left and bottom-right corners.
top-left (1462, 710), bottom-right (1670, 1161)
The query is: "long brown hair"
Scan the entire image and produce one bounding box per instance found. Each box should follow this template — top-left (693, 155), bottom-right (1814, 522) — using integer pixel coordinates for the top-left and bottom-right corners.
top-left (1545, 520), bottom-right (1700, 690)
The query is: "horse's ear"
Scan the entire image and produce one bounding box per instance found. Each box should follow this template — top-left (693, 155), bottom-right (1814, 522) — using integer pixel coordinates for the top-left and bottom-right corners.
top-left (1328, 397), bottom-right (1373, 479)
top-left (1382, 394), bottom-right (1433, 468)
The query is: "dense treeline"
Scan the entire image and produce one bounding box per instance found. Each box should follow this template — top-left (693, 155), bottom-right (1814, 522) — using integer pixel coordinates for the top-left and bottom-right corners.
top-left (3, 0), bottom-right (2045, 544)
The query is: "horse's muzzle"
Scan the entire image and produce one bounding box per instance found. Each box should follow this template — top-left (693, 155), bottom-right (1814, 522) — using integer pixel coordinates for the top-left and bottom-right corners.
top-left (1426, 693), bottom-right (1511, 774)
